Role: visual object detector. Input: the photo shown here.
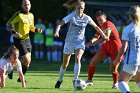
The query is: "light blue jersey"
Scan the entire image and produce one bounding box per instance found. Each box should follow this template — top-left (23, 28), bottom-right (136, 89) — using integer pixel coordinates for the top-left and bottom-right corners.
top-left (122, 22), bottom-right (140, 65)
top-left (63, 11), bottom-right (97, 43)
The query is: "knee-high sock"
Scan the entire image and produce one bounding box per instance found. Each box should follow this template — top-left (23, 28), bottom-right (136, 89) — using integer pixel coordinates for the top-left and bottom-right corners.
top-left (88, 66), bottom-right (96, 80)
top-left (35, 51), bottom-right (39, 59)
top-left (119, 81), bottom-right (130, 93)
top-left (58, 66), bottom-right (66, 82)
top-left (40, 51), bottom-right (44, 59)
top-left (74, 63), bottom-right (81, 80)
top-left (112, 72), bottom-right (119, 83)
top-left (47, 52), bottom-right (51, 61)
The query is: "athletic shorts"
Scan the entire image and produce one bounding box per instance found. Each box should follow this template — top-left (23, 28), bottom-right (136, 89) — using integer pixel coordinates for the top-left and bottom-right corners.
top-left (63, 42), bottom-right (85, 55)
top-left (13, 37), bottom-right (32, 56)
top-left (100, 44), bottom-right (123, 63)
top-left (122, 64), bottom-right (140, 75)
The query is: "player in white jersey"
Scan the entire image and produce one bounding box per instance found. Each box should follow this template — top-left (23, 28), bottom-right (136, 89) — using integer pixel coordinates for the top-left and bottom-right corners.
top-left (113, 5), bottom-right (140, 93)
top-left (54, 0), bottom-right (108, 89)
top-left (0, 46), bottom-right (25, 88)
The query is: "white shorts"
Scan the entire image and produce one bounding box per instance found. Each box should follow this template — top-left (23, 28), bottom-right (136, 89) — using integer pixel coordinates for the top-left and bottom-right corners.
top-left (122, 63), bottom-right (140, 75)
top-left (63, 42), bottom-right (85, 55)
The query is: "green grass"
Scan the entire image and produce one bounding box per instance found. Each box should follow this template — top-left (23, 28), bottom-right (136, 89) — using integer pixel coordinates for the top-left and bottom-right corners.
top-left (0, 58), bottom-right (139, 93)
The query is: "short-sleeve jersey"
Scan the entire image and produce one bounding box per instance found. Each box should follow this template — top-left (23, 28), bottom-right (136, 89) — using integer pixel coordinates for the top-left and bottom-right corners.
top-left (7, 11), bottom-right (34, 40)
top-left (96, 21), bottom-right (122, 49)
top-left (63, 11), bottom-right (97, 43)
top-left (122, 22), bottom-right (140, 65)
top-left (0, 57), bottom-right (22, 74)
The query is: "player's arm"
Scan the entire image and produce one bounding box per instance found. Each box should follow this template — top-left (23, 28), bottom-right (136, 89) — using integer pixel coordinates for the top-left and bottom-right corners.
top-left (18, 70), bottom-right (26, 88)
top-left (86, 34), bottom-right (100, 48)
top-left (29, 14), bottom-right (42, 33)
top-left (0, 69), bottom-right (6, 88)
top-left (6, 12), bottom-right (22, 38)
top-left (54, 20), bottom-right (65, 37)
top-left (89, 19), bottom-right (109, 41)
top-left (113, 40), bottom-right (128, 65)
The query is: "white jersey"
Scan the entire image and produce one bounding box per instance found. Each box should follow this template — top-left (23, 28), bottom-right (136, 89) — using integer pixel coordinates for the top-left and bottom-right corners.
top-left (122, 22), bottom-right (140, 65)
top-left (63, 11), bottom-right (97, 43)
top-left (0, 57), bottom-right (22, 74)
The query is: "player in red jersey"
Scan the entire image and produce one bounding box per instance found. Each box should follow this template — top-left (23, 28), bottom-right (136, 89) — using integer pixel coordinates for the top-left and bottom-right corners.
top-left (86, 11), bottom-right (123, 89)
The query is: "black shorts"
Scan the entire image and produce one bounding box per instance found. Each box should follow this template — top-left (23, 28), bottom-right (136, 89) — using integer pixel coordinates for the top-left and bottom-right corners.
top-left (13, 37), bottom-right (32, 56)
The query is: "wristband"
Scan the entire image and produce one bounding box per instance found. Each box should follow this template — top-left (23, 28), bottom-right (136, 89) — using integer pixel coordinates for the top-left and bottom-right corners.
top-left (11, 30), bottom-right (16, 34)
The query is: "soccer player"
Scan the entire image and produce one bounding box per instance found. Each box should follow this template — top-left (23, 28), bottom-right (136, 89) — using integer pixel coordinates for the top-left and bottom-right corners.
top-left (86, 11), bottom-right (123, 89)
top-left (0, 46), bottom-right (25, 88)
top-left (6, 0), bottom-right (42, 82)
top-left (113, 5), bottom-right (140, 93)
top-left (54, 0), bottom-right (108, 88)
top-left (34, 18), bottom-right (46, 60)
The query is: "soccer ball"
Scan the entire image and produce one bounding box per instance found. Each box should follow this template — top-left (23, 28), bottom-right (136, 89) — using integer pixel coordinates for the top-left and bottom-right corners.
top-left (74, 79), bottom-right (87, 90)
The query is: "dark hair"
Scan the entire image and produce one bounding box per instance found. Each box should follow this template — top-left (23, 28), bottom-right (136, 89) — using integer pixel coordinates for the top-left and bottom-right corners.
top-left (63, 0), bottom-right (84, 9)
top-left (95, 11), bottom-right (107, 18)
top-left (3, 46), bottom-right (19, 59)
top-left (129, 5), bottom-right (140, 22)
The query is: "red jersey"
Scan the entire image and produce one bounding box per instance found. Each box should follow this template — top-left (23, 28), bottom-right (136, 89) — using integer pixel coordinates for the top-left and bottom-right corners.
top-left (96, 21), bottom-right (122, 61)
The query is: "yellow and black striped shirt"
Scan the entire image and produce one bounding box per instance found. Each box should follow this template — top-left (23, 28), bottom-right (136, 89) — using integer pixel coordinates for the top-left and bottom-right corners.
top-left (7, 11), bottom-right (34, 40)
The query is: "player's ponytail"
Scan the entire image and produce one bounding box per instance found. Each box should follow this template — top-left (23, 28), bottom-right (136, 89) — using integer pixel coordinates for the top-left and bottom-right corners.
top-left (63, 0), bottom-right (84, 9)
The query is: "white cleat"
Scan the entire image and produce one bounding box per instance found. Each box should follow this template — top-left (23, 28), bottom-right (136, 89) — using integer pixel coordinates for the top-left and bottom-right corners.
top-left (112, 83), bottom-right (118, 89)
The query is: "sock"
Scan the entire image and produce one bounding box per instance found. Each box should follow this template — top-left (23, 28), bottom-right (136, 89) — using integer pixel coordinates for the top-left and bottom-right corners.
top-left (58, 51), bottom-right (61, 61)
top-left (35, 51), bottom-right (39, 59)
top-left (88, 66), bottom-right (96, 80)
top-left (40, 51), bottom-right (44, 59)
top-left (58, 66), bottom-right (66, 81)
top-left (112, 72), bottom-right (119, 83)
top-left (119, 81), bottom-right (130, 93)
top-left (47, 52), bottom-right (51, 61)
top-left (74, 63), bottom-right (81, 80)
top-left (137, 82), bottom-right (140, 88)
top-left (54, 51), bottom-right (58, 61)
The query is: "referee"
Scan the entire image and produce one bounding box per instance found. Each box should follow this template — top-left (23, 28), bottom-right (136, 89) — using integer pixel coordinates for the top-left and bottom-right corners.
top-left (6, 0), bottom-right (42, 82)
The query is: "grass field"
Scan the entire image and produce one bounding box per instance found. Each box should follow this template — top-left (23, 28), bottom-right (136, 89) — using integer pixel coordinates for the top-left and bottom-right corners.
top-left (0, 57), bottom-right (140, 93)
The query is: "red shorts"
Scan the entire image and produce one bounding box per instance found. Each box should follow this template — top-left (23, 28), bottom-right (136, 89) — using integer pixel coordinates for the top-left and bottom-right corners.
top-left (100, 44), bottom-right (123, 63)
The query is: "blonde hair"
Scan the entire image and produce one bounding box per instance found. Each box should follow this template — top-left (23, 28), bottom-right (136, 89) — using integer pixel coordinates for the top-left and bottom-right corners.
top-left (3, 46), bottom-right (19, 58)
top-left (129, 5), bottom-right (140, 23)
top-left (63, 0), bottom-right (84, 9)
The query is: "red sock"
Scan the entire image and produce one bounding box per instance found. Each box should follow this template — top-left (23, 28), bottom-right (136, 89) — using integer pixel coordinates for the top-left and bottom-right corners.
top-left (112, 72), bottom-right (119, 83)
top-left (88, 66), bottom-right (96, 80)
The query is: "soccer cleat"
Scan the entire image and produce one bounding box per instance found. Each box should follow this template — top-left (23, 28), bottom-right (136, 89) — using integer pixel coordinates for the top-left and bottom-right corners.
top-left (85, 80), bottom-right (93, 86)
top-left (8, 71), bottom-right (13, 79)
top-left (112, 83), bottom-right (118, 89)
top-left (55, 81), bottom-right (62, 88)
top-left (17, 78), bottom-right (26, 83)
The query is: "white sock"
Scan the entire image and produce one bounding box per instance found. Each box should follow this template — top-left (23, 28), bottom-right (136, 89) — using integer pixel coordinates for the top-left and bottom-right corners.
top-left (74, 63), bottom-right (81, 80)
top-left (137, 82), bottom-right (140, 88)
top-left (40, 51), bottom-right (44, 59)
top-left (58, 66), bottom-right (66, 81)
top-left (35, 51), bottom-right (39, 59)
top-left (119, 81), bottom-right (130, 93)
top-left (47, 52), bottom-right (51, 61)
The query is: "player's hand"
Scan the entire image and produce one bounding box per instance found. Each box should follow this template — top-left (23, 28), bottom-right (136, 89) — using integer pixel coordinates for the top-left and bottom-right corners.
top-left (86, 41), bottom-right (93, 48)
top-left (103, 35), bottom-right (109, 41)
top-left (14, 32), bottom-right (22, 38)
top-left (54, 32), bottom-right (59, 37)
